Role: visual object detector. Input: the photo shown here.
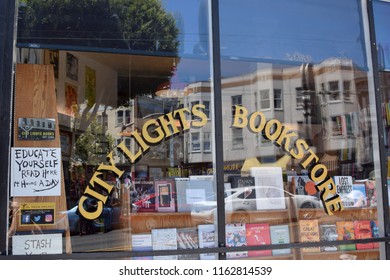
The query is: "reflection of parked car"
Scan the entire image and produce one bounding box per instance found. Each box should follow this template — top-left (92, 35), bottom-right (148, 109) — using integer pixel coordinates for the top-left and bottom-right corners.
top-left (66, 198), bottom-right (122, 235)
top-left (226, 186), bottom-right (322, 210)
top-left (191, 186), bottom-right (322, 222)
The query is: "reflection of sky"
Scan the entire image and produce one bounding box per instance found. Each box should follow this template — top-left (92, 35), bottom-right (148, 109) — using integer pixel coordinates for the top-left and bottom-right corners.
top-left (163, 0), bottom-right (369, 81)
top-left (219, 0), bottom-right (367, 68)
top-left (162, 0), bottom-right (209, 56)
top-left (373, 0), bottom-right (390, 70)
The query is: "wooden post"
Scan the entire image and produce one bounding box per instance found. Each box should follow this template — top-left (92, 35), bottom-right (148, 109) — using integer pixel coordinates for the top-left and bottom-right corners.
top-left (13, 64), bottom-right (71, 253)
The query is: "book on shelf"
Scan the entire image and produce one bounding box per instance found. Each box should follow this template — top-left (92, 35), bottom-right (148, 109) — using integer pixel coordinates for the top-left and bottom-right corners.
top-left (198, 224), bottom-right (217, 260)
top-left (245, 223), bottom-right (272, 257)
top-left (269, 225), bottom-right (291, 256)
top-left (131, 233), bottom-right (153, 260)
top-left (319, 224), bottom-right (338, 252)
top-left (287, 175), bottom-right (319, 198)
top-left (154, 179), bottom-right (176, 212)
top-left (226, 223), bottom-right (248, 259)
top-left (349, 183), bottom-right (368, 207)
top-left (249, 167), bottom-right (286, 210)
top-left (336, 221), bottom-right (356, 251)
top-left (370, 220), bottom-right (379, 249)
top-left (334, 176), bottom-right (355, 208)
top-left (353, 220), bottom-right (374, 250)
top-left (227, 176), bottom-right (256, 211)
top-left (177, 227), bottom-right (199, 249)
top-left (365, 179), bottom-right (377, 207)
top-left (133, 181), bottom-right (156, 213)
top-left (176, 177), bottom-right (215, 212)
top-left (151, 228), bottom-right (178, 260)
top-left (177, 227), bottom-right (200, 260)
top-left (299, 220), bottom-right (321, 253)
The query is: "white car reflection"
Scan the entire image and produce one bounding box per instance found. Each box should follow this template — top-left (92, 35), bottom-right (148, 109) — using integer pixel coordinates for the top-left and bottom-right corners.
top-left (190, 185), bottom-right (322, 221)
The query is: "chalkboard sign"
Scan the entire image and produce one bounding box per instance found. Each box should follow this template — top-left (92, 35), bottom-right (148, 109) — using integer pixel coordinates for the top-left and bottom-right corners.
top-left (11, 147), bottom-right (61, 197)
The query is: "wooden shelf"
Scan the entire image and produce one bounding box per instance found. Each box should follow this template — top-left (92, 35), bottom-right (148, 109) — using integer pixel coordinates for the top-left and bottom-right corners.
top-left (298, 207), bottom-right (378, 222)
top-left (302, 249), bottom-right (380, 260)
top-left (129, 209), bottom-right (291, 233)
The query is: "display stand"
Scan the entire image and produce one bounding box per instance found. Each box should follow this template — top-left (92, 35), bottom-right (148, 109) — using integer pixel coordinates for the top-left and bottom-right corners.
top-left (13, 64), bottom-right (71, 253)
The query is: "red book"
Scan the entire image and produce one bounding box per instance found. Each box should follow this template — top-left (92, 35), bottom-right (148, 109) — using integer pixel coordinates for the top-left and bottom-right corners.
top-left (353, 220), bottom-right (374, 250)
top-left (245, 223), bottom-right (272, 257)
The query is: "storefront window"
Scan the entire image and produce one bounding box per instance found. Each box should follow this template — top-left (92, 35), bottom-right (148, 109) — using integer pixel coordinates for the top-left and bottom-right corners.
top-left (5, 0), bottom-right (389, 260)
top-left (219, 0), bottom-right (383, 259)
top-left (9, 0), bottom-right (217, 258)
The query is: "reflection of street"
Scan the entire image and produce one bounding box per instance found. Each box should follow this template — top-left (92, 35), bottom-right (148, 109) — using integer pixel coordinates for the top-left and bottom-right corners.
top-left (70, 228), bottom-right (130, 252)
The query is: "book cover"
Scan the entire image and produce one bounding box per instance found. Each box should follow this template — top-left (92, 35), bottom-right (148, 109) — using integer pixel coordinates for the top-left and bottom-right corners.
top-left (336, 221), bottom-right (356, 251)
top-left (132, 233), bottom-right (152, 251)
top-left (177, 227), bottom-right (199, 260)
top-left (319, 224), bottom-right (338, 252)
top-left (269, 225), bottom-right (291, 256)
top-left (370, 220), bottom-right (379, 249)
top-left (245, 223), bottom-right (272, 257)
top-left (250, 167), bottom-right (286, 210)
top-left (131, 234), bottom-right (153, 260)
top-left (365, 179), bottom-right (377, 207)
top-left (151, 228), bottom-right (178, 260)
top-left (299, 220), bottom-right (321, 253)
top-left (287, 175), bottom-right (319, 198)
top-left (198, 224), bottom-right (217, 260)
top-left (226, 223), bottom-right (248, 259)
top-left (228, 176), bottom-right (256, 211)
top-left (176, 178), bottom-right (215, 212)
top-left (155, 179), bottom-right (176, 212)
top-left (133, 181), bottom-right (156, 213)
top-left (334, 176), bottom-right (354, 208)
top-left (348, 183), bottom-right (368, 207)
top-left (353, 220), bottom-right (374, 250)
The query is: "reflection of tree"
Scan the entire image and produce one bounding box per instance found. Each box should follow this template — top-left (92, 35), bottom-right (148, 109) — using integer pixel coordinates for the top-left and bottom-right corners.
top-left (72, 112), bottom-right (115, 167)
top-left (18, 0), bottom-right (179, 53)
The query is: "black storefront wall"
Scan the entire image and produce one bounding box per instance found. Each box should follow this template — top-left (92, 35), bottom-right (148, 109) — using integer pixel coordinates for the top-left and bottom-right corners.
top-left (0, 0), bottom-right (16, 255)
top-left (1, 0), bottom-right (390, 259)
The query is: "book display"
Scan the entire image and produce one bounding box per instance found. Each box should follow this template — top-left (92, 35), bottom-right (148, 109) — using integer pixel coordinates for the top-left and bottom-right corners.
top-left (269, 225), bottom-right (291, 256)
top-left (198, 224), bottom-right (217, 260)
top-left (151, 228), bottom-right (178, 260)
top-left (299, 220), bottom-right (321, 253)
top-left (319, 224), bottom-right (338, 252)
top-left (353, 220), bottom-right (374, 250)
top-left (245, 223), bottom-right (272, 257)
top-left (336, 221), bottom-right (356, 251)
top-left (155, 179), bottom-right (176, 213)
top-left (250, 167), bottom-right (286, 210)
top-left (226, 223), bottom-right (248, 259)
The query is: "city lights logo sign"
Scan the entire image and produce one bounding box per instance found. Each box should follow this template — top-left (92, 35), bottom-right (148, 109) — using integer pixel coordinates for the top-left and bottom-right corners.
top-left (78, 104), bottom-right (343, 220)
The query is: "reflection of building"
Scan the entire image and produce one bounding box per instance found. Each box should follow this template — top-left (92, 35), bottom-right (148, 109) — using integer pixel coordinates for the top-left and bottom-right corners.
top-left (86, 57), bottom-right (372, 181)
top-left (180, 58), bottom-right (371, 179)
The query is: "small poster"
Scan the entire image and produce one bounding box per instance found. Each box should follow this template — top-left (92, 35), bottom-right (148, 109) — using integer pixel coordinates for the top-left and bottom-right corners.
top-left (65, 82), bottom-right (78, 115)
top-left (18, 118), bottom-right (56, 141)
top-left (12, 233), bottom-right (63, 255)
top-left (66, 52), bottom-right (78, 81)
top-left (85, 66), bottom-right (96, 107)
top-left (19, 202), bottom-right (56, 226)
top-left (11, 147), bottom-right (61, 197)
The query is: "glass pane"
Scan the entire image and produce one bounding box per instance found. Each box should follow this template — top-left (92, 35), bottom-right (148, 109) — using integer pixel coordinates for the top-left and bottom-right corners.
top-left (373, 0), bottom-right (390, 259)
top-left (9, 0), bottom-right (216, 257)
top-left (220, 0), bottom-right (381, 260)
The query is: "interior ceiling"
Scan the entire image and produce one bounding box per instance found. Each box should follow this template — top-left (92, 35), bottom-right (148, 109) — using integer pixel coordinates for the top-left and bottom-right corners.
top-left (78, 51), bottom-right (175, 78)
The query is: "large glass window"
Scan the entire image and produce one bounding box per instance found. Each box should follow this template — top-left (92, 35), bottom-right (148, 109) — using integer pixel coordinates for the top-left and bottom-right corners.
top-left (220, 0), bottom-right (384, 260)
top-left (6, 0), bottom-right (389, 260)
top-left (9, 0), bottom-right (217, 258)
